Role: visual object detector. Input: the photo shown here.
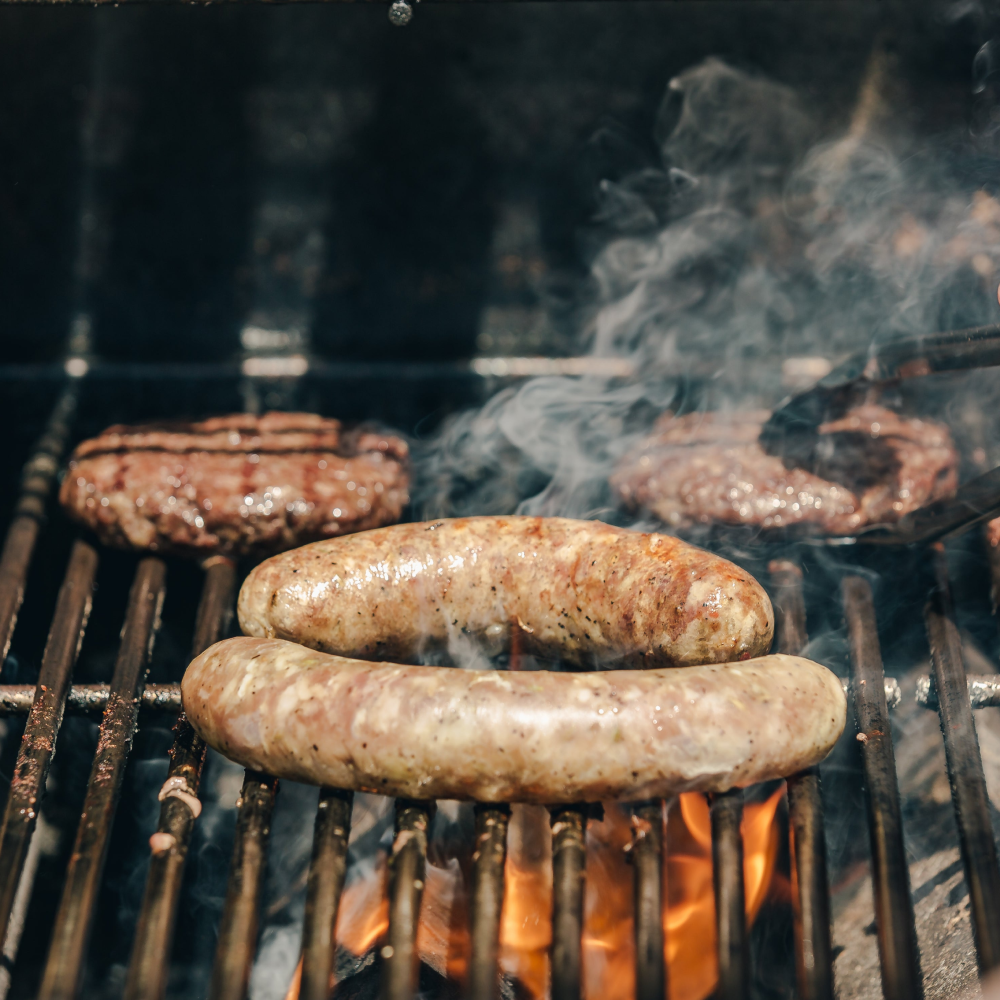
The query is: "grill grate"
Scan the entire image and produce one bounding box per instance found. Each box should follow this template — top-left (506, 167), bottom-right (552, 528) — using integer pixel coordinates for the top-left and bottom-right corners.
top-left (125, 557), bottom-right (235, 1000)
top-left (842, 576), bottom-right (922, 1000)
top-left (1, 392), bottom-right (1000, 1000)
top-left (923, 547), bottom-right (1000, 972)
top-left (38, 556), bottom-right (166, 1000)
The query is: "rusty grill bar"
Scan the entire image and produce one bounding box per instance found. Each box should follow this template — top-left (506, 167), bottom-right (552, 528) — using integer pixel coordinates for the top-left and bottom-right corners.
top-left (769, 558), bottom-right (835, 1000)
top-left (843, 576), bottom-right (923, 1000)
top-left (469, 803), bottom-right (511, 1000)
top-left (38, 555), bottom-right (166, 1000)
top-left (0, 386), bottom-right (78, 664)
top-left (209, 771), bottom-right (280, 1000)
top-left (299, 786), bottom-right (354, 1000)
top-left (383, 800), bottom-right (433, 1000)
top-left (549, 803), bottom-right (589, 1000)
top-left (710, 789), bottom-right (748, 1000)
top-left (2, 395), bottom-right (1000, 1000)
top-left (0, 539), bottom-right (97, 949)
top-left (630, 801), bottom-right (665, 1000)
top-left (125, 554), bottom-right (237, 1000)
top-left (924, 546), bottom-right (1000, 973)
top-left (0, 682), bottom-right (181, 716)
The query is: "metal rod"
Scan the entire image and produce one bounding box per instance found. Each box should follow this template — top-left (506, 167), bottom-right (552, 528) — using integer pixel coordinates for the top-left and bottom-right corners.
top-left (550, 803), bottom-right (587, 1000)
top-left (299, 787), bottom-right (354, 1000)
top-left (843, 576), bottom-right (923, 1000)
top-left (468, 803), bottom-right (510, 1000)
top-left (916, 673), bottom-right (1000, 709)
top-left (630, 801), bottom-right (665, 1000)
top-left (842, 676), bottom-right (901, 709)
top-left (38, 555), bottom-right (167, 1000)
top-left (0, 387), bottom-right (78, 661)
top-left (769, 558), bottom-right (808, 655)
top-left (710, 790), bottom-right (748, 1000)
top-left (208, 771), bottom-right (280, 1000)
top-left (0, 682), bottom-right (180, 716)
top-left (125, 556), bottom-right (236, 1000)
top-left (985, 525), bottom-right (1000, 621)
top-left (0, 540), bottom-right (98, 948)
top-left (770, 556), bottom-right (834, 1000)
top-left (787, 770), bottom-right (834, 1000)
top-left (924, 545), bottom-right (1000, 973)
top-left (0, 814), bottom-right (53, 1000)
top-left (382, 799), bottom-right (433, 1000)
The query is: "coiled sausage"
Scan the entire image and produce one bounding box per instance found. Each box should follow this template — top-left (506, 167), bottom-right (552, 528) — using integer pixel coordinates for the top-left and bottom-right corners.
top-left (181, 637), bottom-right (845, 803)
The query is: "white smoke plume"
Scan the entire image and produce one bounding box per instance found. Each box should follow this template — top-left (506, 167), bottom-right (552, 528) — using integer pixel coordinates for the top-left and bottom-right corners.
top-left (415, 55), bottom-right (1000, 523)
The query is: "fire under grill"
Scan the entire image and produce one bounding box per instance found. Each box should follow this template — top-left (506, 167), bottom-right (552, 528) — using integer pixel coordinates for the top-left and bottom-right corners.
top-left (1, 384), bottom-right (1000, 1000)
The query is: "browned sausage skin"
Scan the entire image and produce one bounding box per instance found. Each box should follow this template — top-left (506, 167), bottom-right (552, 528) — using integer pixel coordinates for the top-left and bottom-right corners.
top-left (182, 638), bottom-right (845, 803)
top-left (238, 516), bottom-right (774, 669)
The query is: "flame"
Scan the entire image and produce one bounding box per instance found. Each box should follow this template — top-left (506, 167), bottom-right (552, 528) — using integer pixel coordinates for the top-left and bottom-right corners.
top-left (285, 786), bottom-right (783, 1000)
top-left (336, 863), bottom-right (389, 957)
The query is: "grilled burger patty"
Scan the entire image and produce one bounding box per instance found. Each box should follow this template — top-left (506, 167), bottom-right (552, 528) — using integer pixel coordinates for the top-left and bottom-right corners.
top-left (238, 515), bottom-right (774, 669)
top-left (60, 412), bottom-right (409, 557)
top-left (182, 637), bottom-right (845, 803)
top-left (612, 405), bottom-right (957, 535)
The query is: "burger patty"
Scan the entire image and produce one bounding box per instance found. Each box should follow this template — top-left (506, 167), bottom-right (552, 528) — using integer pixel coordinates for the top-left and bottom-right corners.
top-left (60, 412), bottom-right (410, 557)
top-left (612, 405), bottom-right (957, 535)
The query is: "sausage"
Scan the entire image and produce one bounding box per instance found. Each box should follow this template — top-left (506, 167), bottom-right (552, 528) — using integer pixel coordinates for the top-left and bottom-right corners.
top-left (181, 637), bottom-right (846, 803)
top-left (238, 516), bottom-right (774, 669)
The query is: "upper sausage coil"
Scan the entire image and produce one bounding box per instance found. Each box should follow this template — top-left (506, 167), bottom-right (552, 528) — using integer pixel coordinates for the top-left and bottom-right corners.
top-left (237, 515), bottom-right (775, 669)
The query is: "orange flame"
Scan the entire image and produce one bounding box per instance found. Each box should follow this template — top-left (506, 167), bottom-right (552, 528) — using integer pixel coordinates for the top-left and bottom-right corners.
top-left (286, 787), bottom-right (783, 1000)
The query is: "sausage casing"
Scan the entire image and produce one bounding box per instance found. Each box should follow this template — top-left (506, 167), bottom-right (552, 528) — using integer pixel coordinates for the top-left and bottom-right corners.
top-left (181, 637), bottom-right (846, 803)
top-left (238, 516), bottom-right (774, 668)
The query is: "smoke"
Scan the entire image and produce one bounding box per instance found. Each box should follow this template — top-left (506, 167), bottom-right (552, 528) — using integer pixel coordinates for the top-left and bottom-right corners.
top-left (414, 55), bottom-right (1000, 523)
top-left (220, 52), bottom-right (1000, 1000)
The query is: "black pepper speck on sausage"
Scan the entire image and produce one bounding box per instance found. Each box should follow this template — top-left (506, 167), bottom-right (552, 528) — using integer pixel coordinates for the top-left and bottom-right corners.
top-left (238, 516), bottom-right (773, 669)
top-left (182, 637), bottom-right (845, 803)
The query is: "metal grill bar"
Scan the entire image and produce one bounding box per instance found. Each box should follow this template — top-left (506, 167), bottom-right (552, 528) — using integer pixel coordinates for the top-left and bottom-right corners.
top-left (0, 540), bottom-right (97, 947)
top-left (924, 545), bottom-right (1000, 973)
top-left (299, 787), bottom-right (354, 1000)
top-left (916, 673), bottom-right (1000, 708)
top-left (468, 803), bottom-right (510, 1000)
top-left (768, 558), bottom-right (808, 655)
top-left (125, 555), bottom-right (237, 1000)
top-left (209, 771), bottom-right (280, 1000)
top-left (383, 799), bottom-right (433, 1000)
top-left (0, 387), bottom-right (77, 661)
top-left (0, 682), bottom-right (180, 716)
top-left (710, 789), bottom-right (748, 1000)
top-left (770, 558), bottom-right (834, 1000)
top-left (842, 576), bottom-right (923, 1000)
top-left (787, 770), bottom-right (833, 1000)
top-left (38, 555), bottom-right (167, 1000)
top-left (0, 812), bottom-right (51, 1000)
top-left (550, 803), bottom-right (587, 1000)
top-left (630, 801), bottom-right (665, 1000)
top-left (985, 525), bottom-right (1000, 618)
